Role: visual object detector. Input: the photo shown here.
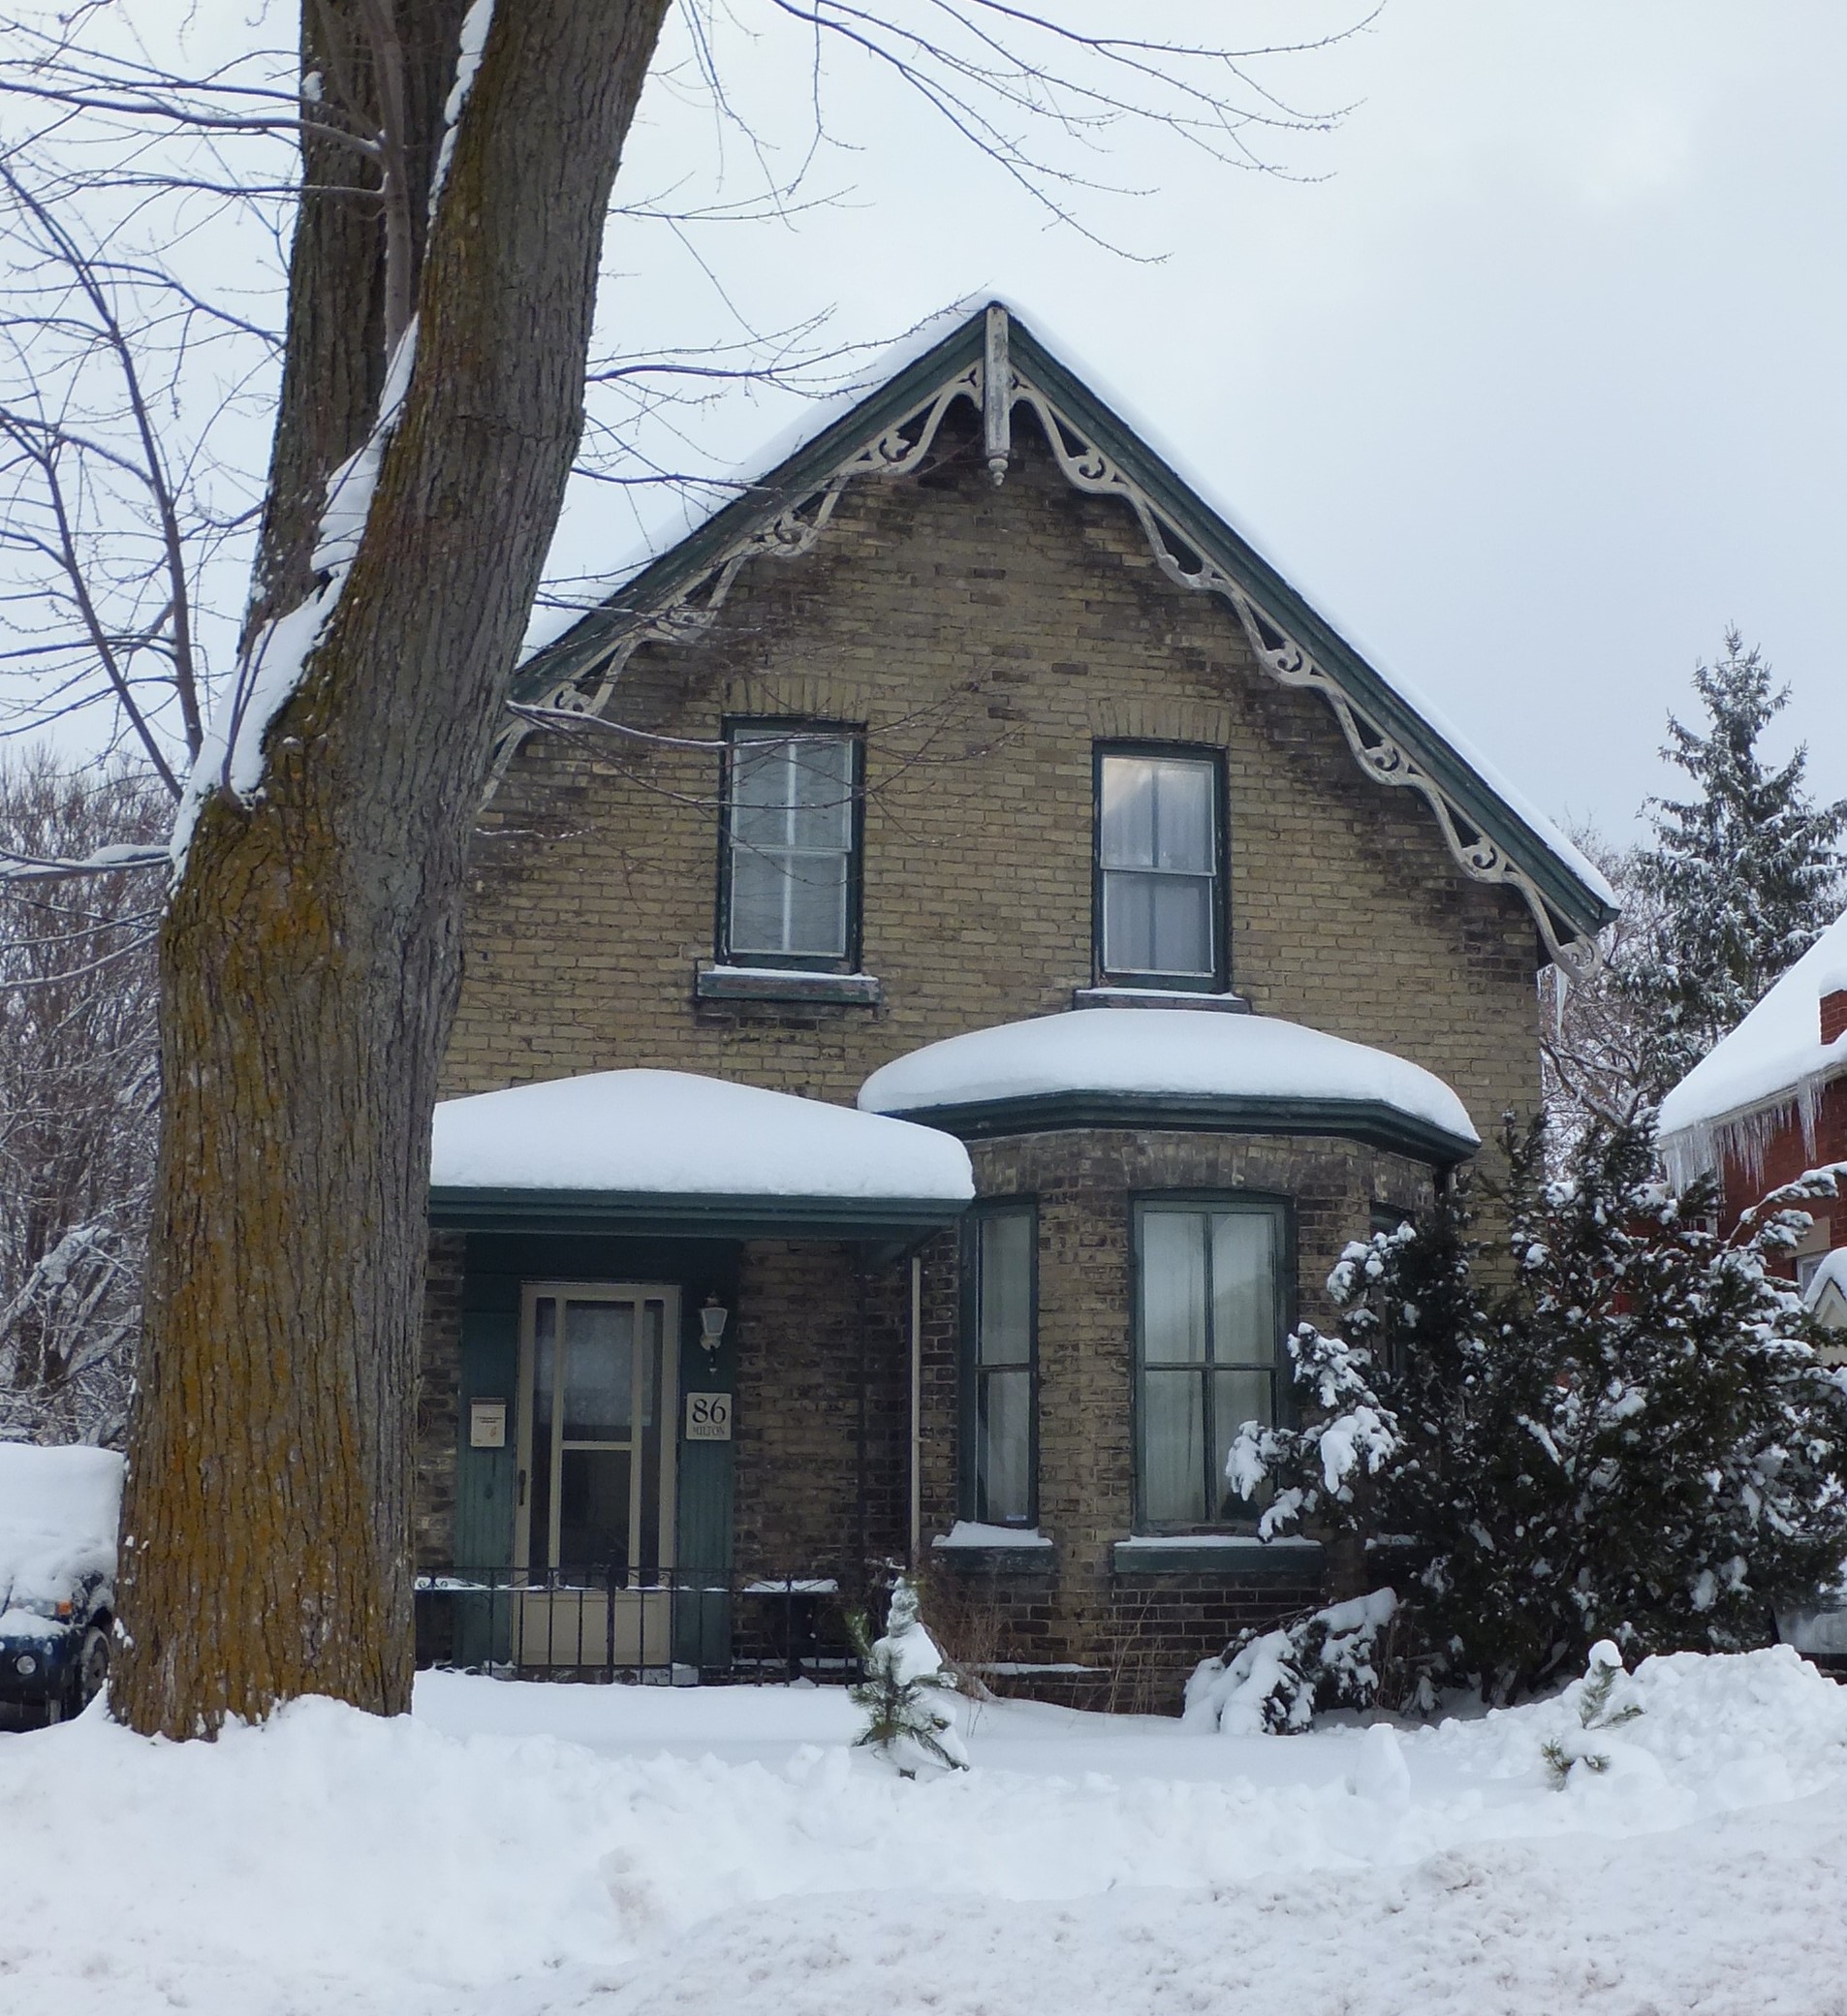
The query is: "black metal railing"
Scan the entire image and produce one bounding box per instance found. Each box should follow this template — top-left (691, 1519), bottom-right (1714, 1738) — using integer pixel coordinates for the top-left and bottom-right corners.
top-left (412, 1565), bottom-right (863, 1685)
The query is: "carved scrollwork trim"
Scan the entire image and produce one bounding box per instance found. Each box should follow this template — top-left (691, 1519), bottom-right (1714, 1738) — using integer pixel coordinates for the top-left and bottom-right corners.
top-left (490, 345), bottom-right (1598, 976)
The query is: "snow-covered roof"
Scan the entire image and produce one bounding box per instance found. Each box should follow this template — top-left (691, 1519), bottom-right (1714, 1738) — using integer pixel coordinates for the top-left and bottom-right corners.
top-left (430, 1068), bottom-right (973, 1206)
top-left (513, 299), bottom-right (1614, 959)
top-left (859, 1009), bottom-right (1479, 1160)
top-left (1657, 908), bottom-right (1847, 1183)
top-left (0, 1442), bottom-right (121, 1619)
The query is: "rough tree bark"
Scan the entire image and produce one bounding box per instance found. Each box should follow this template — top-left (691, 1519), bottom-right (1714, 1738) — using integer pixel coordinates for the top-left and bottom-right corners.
top-left (115, 0), bottom-right (673, 1738)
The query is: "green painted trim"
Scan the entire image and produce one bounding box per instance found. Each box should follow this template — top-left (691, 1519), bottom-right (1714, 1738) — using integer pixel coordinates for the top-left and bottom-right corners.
top-left (512, 302), bottom-right (1612, 943)
top-left (1111, 1538), bottom-right (1324, 1579)
top-left (427, 1186), bottom-right (970, 1239)
top-left (877, 1089), bottom-right (1478, 1165)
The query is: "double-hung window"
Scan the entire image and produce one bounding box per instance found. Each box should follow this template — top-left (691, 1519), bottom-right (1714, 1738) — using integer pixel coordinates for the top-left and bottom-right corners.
top-left (722, 724), bottom-right (861, 967)
top-left (1135, 1200), bottom-right (1285, 1528)
top-left (965, 1206), bottom-right (1037, 1526)
top-left (1096, 748), bottom-right (1224, 989)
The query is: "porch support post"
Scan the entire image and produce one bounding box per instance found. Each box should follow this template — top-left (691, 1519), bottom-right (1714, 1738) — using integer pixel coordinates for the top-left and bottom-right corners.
top-left (909, 1253), bottom-right (924, 1562)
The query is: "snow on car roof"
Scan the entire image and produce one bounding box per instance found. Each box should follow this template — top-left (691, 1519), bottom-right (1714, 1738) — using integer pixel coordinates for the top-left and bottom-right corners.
top-left (859, 1008), bottom-right (1479, 1150)
top-left (430, 1068), bottom-right (974, 1202)
top-left (1657, 907), bottom-right (1847, 1183)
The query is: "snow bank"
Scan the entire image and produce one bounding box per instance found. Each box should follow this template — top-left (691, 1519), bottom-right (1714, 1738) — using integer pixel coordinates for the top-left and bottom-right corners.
top-left (1658, 906), bottom-right (1847, 1182)
top-left (860, 1009), bottom-right (1479, 1149)
top-left (431, 1068), bottom-right (973, 1201)
top-left (0, 1442), bottom-right (120, 1627)
top-left (2, 1649), bottom-right (1847, 2013)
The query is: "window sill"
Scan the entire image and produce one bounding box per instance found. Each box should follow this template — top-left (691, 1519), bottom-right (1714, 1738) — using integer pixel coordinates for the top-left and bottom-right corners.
top-left (696, 964), bottom-right (882, 1007)
top-left (1073, 987), bottom-right (1249, 1013)
top-left (932, 1523), bottom-right (1056, 1571)
top-left (1112, 1535), bottom-right (1323, 1577)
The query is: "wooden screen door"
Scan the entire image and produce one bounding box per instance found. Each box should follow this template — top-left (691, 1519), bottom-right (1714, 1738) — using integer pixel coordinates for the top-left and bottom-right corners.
top-left (512, 1282), bottom-right (678, 1668)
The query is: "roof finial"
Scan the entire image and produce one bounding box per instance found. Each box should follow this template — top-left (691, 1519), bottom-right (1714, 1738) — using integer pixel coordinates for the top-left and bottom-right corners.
top-left (982, 303), bottom-right (1012, 486)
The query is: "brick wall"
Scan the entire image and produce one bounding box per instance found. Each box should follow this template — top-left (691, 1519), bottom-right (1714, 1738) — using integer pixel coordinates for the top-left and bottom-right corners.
top-left (444, 402), bottom-right (1543, 1154)
top-left (918, 1128), bottom-right (1431, 1703)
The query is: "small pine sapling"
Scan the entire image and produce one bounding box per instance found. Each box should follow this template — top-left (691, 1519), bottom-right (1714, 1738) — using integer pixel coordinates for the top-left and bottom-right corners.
top-left (848, 1574), bottom-right (969, 1777)
top-left (1542, 1640), bottom-right (1644, 1786)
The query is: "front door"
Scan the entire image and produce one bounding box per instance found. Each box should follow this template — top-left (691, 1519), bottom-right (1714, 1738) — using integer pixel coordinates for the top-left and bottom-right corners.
top-left (512, 1282), bottom-right (679, 1669)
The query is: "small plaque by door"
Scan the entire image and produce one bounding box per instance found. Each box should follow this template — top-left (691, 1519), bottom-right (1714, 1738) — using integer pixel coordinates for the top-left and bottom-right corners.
top-left (685, 1391), bottom-right (733, 1442)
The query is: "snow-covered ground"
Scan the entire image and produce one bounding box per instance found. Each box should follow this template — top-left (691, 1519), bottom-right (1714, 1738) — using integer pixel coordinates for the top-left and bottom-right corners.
top-left (2, 1651), bottom-right (1844, 2014)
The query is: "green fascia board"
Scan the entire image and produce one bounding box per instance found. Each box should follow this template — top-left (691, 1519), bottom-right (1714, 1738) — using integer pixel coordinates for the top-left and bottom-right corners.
top-left (514, 303), bottom-right (1613, 942)
top-left (427, 1185), bottom-right (970, 1241)
top-left (879, 1089), bottom-right (1479, 1166)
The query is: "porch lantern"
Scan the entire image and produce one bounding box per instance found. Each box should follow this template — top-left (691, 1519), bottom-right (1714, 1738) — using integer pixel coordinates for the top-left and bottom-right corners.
top-left (699, 1294), bottom-right (730, 1356)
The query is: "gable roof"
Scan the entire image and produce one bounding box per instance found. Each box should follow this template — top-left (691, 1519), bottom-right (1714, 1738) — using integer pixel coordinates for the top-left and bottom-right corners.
top-left (1657, 905), bottom-right (1847, 1185)
top-left (505, 299), bottom-right (1617, 971)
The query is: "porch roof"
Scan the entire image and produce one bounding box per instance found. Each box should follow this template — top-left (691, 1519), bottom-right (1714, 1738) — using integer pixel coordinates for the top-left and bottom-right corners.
top-left (858, 1008), bottom-right (1481, 1165)
top-left (428, 1069), bottom-right (974, 1239)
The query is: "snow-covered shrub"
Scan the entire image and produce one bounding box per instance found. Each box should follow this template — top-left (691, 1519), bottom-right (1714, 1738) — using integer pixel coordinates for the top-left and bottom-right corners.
top-left (1225, 1119), bottom-right (1847, 1704)
top-left (848, 1574), bottom-right (969, 1776)
top-left (1184, 1589), bottom-right (1397, 1735)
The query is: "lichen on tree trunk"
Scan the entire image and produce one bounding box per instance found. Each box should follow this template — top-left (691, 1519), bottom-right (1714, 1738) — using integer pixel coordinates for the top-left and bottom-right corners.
top-left (115, 0), bottom-right (671, 1739)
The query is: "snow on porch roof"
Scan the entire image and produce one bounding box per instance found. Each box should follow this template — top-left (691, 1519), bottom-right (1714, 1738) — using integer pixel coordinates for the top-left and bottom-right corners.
top-left (429, 1069), bottom-right (974, 1237)
top-left (858, 1009), bottom-right (1481, 1164)
top-left (1657, 906), bottom-right (1847, 1186)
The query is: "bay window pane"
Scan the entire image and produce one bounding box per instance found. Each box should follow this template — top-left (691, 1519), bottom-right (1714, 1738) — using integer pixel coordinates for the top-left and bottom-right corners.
top-left (978, 1213), bottom-right (1033, 1366)
top-left (978, 1369), bottom-right (1031, 1524)
top-left (1141, 1211), bottom-right (1207, 1363)
top-left (1211, 1213), bottom-right (1278, 1365)
top-left (1142, 1370), bottom-right (1205, 1526)
top-left (1213, 1368), bottom-right (1274, 1517)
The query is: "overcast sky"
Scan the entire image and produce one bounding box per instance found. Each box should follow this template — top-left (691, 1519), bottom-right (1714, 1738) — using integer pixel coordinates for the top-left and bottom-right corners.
top-left (564, 0), bottom-right (1845, 848)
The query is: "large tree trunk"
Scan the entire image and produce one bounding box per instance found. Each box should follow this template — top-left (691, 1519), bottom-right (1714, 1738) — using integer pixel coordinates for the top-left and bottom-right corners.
top-left (115, 0), bottom-right (672, 1739)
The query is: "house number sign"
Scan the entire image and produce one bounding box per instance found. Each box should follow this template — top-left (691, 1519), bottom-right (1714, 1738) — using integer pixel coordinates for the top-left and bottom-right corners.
top-left (684, 1391), bottom-right (733, 1442)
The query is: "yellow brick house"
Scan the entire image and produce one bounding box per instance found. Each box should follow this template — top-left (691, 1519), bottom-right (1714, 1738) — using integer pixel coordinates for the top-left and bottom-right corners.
top-left (411, 300), bottom-right (1614, 1702)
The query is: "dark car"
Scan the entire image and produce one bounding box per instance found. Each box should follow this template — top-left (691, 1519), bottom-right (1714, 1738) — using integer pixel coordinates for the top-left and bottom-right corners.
top-left (0, 1443), bottom-right (122, 1725)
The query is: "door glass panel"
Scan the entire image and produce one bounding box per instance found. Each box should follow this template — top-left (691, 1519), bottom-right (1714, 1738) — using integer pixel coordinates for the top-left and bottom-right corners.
top-left (1142, 1212), bottom-right (1207, 1363)
top-left (638, 1301), bottom-right (666, 1577)
top-left (563, 1302), bottom-right (634, 1440)
top-left (558, 1447), bottom-right (630, 1568)
top-left (1142, 1370), bottom-right (1205, 1526)
top-left (1212, 1213), bottom-right (1277, 1365)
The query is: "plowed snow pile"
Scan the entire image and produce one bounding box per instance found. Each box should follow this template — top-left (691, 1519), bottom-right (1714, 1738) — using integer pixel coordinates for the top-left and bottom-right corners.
top-left (1, 1647), bottom-right (1842, 2014)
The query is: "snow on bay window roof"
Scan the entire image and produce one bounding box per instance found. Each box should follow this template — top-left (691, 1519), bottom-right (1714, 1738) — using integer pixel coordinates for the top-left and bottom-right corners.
top-left (1657, 907), bottom-right (1847, 1187)
top-left (429, 1068), bottom-right (974, 1210)
top-left (859, 1009), bottom-right (1479, 1162)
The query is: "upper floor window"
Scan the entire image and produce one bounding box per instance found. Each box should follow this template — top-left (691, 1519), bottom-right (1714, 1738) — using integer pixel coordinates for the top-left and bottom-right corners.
top-left (721, 724), bottom-right (861, 968)
top-left (1095, 748), bottom-right (1224, 989)
top-left (1135, 1199), bottom-right (1285, 1528)
top-left (964, 1205), bottom-right (1037, 1526)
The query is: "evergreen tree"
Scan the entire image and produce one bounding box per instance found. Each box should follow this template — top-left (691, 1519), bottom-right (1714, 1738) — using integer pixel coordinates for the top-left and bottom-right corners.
top-left (848, 1575), bottom-right (969, 1777)
top-left (1628, 632), bottom-right (1846, 1092)
top-left (1226, 1127), bottom-right (1847, 1706)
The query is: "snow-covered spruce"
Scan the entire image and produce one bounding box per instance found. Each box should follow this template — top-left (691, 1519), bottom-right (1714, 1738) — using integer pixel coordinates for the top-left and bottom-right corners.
top-left (1541, 1638), bottom-right (1645, 1787)
top-left (1222, 1118), bottom-right (1847, 1704)
top-left (1184, 1590), bottom-right (1398, 1736)
top-left (848, 1575), bottom-right (969, 1777)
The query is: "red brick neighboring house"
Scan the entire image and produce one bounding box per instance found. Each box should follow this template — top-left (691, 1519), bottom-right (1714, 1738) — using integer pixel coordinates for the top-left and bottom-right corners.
top-left (1657, 907), bottom-right (1847, 1343)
